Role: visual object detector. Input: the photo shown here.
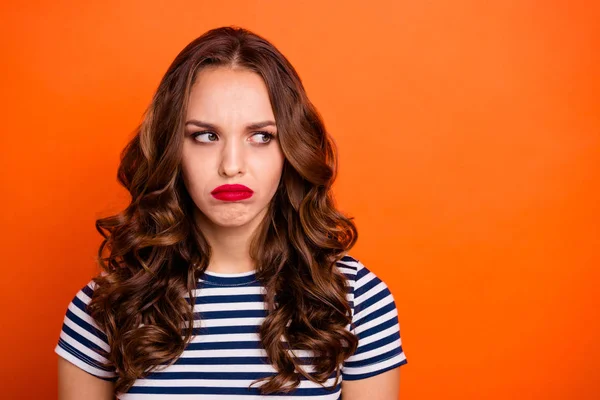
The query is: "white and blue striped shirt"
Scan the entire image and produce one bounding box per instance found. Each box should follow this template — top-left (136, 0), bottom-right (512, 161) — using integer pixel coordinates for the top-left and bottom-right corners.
top-left (55, 255), bottom-right (407, 399)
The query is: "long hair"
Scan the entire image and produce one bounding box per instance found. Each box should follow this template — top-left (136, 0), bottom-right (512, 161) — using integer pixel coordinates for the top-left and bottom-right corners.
top-left (87, 26), bottom-right (359, 395)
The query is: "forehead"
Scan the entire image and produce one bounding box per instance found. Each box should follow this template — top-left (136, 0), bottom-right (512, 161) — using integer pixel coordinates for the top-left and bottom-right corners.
top-left (186, 66), bottom-right (275, 121)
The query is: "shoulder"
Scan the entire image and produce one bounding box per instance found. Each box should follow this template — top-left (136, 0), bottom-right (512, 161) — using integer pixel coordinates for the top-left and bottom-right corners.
top-left (335, 254), bottom-right (397, 312)
top-left (63, 279), bottom-right (99, 317)
top-left (61, 278), bottom-right (107, 338)
top-left (73, 279), bottom-right (98, 301)
top-left (55, 278), bottom-right (116, 380)
top-left (338, 255), bottom-right (407, 380)
top-left (334, 254), bottom-right (388, 290)
top-left (70, 272), bottom-right (111, 307)
top-left (334, 253), bottom-right (361, 280)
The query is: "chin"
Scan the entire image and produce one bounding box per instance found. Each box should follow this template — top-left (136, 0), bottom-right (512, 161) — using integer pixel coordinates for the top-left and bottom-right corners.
top-left (204, 210), bottom-right (257, 228)
top-left (195, 201), bottom-right (270, 229)
top-left (213, 218), bottom-right (252, 228)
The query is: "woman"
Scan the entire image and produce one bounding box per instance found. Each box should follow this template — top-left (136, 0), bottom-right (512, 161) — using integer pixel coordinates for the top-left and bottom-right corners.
top-left (56, 26), bottom-right (407, 399)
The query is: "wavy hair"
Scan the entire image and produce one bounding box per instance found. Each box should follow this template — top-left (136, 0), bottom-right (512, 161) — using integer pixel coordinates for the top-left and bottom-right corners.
top-left (87, 26), bottom-right (359, 395)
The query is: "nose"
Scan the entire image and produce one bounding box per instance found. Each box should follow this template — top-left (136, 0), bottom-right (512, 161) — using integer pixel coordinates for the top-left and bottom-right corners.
top-left (218, 136), bottom-right (245, 177)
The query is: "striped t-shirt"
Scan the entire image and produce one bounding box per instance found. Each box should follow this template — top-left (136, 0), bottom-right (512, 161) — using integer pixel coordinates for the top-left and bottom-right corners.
top-left (55, 255), bottom-right (407, 399)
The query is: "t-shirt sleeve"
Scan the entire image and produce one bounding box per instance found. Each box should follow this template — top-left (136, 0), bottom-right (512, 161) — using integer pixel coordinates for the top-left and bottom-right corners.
top-left (341, 259), bottom-right (407, 380)
top-left (54, 280), bottom-right (117, 381)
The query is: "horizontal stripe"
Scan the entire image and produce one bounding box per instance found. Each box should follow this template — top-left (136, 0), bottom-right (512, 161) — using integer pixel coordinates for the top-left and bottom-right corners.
top-left (133, 376), bottom-right (339, 388)
top-left (119, 394), bottom-right (341, 400)
top-left (342, 356), bottom-right (407, 380)
top-left (55, 255), bottom-right (406, 399)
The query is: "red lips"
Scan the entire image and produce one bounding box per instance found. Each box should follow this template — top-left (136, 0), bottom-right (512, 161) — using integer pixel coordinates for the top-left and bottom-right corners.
top-left (211, 184), bottom-right (254, 201)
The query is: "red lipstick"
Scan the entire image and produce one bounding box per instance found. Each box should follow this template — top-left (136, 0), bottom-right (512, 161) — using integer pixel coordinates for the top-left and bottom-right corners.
top-left (211, 184), bottom-right (254, 201)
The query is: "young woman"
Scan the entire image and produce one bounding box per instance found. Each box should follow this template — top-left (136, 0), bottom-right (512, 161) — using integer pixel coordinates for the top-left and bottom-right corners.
top-left (56, 26), bottom-right (407, 400)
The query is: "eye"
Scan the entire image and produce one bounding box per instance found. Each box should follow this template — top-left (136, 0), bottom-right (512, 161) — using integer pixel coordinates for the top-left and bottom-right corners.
top-left (250, 131), bottom-right (275, 144)
top-left (191, 131), bottom-right (218, 143)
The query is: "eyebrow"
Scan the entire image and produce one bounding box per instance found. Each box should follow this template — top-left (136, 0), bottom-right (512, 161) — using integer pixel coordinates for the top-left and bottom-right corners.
top-left (185, 119), bottom-right (277, 130)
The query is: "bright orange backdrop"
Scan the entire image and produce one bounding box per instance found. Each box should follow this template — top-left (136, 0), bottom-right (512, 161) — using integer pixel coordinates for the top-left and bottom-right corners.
top-left (1, 1), bottom-right (598, 399)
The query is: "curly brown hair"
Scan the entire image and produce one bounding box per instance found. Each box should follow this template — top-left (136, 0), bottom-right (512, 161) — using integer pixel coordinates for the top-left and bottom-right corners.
top-left (87, 26), bottom-right (359, 395)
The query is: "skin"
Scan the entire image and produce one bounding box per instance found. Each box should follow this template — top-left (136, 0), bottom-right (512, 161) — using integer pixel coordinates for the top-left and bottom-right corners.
top-left (180, 65), bottom-right (285, 274)
top-left (58, 357), bottom-right (114, 400)
top-left (58, 65), bottom-right (400, 399)
top-left (341, 368), bottom-right (401, 400)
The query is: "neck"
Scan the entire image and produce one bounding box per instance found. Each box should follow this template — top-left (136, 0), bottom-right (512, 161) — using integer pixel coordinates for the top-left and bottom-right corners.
top-left (194, 207), bottom-right (267, 274)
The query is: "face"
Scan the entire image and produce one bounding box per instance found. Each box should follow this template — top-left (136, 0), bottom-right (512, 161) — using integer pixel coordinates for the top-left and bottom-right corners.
top-left (181, 66), bottom-right (285, 232)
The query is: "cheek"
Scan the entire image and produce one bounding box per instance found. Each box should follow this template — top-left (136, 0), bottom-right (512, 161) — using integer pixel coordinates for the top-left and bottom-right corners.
top-left (181, 158), bottom-right (209, 199)
top-left (257, 151), bottom-right (284, 192)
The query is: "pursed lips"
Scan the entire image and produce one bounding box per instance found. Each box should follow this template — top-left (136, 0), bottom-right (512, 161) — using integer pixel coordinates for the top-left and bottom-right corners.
top-left (211, 184), bottom-right (253, 194)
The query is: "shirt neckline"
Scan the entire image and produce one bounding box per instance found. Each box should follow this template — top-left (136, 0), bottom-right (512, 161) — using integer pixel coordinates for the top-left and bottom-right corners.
top-left (198, 269), bottom-right (258, 286)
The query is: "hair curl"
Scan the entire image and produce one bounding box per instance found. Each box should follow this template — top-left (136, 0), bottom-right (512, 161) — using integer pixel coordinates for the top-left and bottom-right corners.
top-left (87, 26), bottom-right (359, 395)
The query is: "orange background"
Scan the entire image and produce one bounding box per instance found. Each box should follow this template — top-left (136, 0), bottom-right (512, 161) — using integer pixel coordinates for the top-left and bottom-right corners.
top-left (1, 1), bottom-right (598, 399)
